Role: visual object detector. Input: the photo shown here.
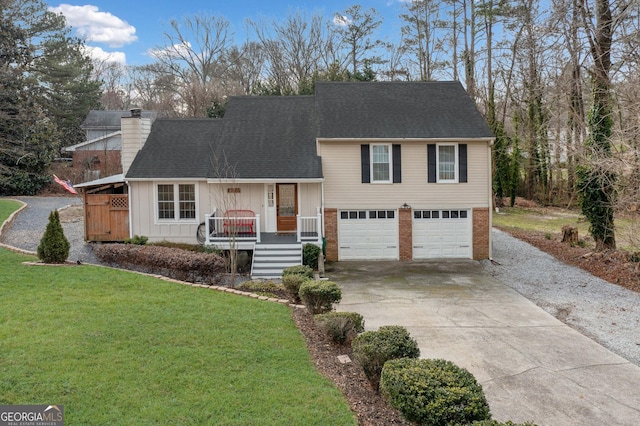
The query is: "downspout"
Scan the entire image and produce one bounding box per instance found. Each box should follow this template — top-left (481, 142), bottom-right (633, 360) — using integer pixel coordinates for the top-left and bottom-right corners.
top-left (488, 141), bottom-right (494, 260)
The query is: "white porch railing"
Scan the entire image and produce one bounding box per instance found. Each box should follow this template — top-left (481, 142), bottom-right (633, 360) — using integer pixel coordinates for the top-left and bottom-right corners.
top-left (297, 208), bottom-right (322, 244)
top-left (205, 210), bottom-right (261, 244)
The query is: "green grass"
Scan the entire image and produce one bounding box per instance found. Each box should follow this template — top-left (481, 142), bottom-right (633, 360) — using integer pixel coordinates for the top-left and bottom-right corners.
top-left (0, 198), bottom-right (23, 224)
top-left (493, 205), bottom-right (640, 251)
top-left (493, 206), bottom-right (589, 235)
top-left (0, 201), bottom-right (356, 425)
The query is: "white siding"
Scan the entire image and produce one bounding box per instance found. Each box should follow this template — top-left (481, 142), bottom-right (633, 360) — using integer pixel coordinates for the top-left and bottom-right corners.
top-left (129, 181), bottom-right (206, 244)
top-left (318, 140), bottom-right (490, 210)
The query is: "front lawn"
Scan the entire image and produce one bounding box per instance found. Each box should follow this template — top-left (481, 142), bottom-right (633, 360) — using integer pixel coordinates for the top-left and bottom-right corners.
top-left (0, 198), bottom-right (23, 224)
top-left (0, 217), bottom-right (355, 425)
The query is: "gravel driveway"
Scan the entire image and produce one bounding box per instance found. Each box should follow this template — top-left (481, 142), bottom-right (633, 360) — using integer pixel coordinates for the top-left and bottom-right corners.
top-left (2, 196), bottom-right (639, 366)
top-left (0, 195), bottom-right (99, 264)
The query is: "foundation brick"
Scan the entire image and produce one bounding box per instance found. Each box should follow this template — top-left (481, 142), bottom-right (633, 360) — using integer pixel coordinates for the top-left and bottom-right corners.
top-left (324, 208), bottom-right (338, 262)
top-left (398, 208), bottom-right (413, 261)
top-left (473, 207), bottom-right (490, 260)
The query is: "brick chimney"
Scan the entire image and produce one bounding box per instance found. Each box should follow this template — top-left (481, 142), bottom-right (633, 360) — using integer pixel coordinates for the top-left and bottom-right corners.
top-left (121, 108), bottom-right (151, 176)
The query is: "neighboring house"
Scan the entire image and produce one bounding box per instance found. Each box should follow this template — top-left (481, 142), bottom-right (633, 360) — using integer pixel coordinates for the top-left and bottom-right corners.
top-left (121, 81), bottom-right (495, 278)
top-left (66, 110), bottom-right (162, 181)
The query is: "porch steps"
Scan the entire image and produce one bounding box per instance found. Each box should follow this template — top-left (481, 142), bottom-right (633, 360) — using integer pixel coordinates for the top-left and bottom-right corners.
top-left (251, 243), bottom-right (302, 279)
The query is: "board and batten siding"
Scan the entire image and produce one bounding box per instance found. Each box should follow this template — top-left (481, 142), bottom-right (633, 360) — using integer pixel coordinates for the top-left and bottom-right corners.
top-left (129, 180), bottom-right (209, 244)
top-left (297, 183), bottom-right (322, 216)
top-left (318, 140), bottom-right (491, 209)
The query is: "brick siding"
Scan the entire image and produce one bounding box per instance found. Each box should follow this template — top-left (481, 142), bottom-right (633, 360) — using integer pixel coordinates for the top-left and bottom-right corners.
top-left (472, 207), bottom-right (490, 260)
top-left (398, 208), bottom-right (413, 261)
top-left (324, 208), bottom-right (338, 261)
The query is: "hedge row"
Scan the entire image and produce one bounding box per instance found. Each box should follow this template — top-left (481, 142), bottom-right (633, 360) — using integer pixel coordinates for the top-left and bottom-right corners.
top-left (95, 244), bottom-right (227, 284)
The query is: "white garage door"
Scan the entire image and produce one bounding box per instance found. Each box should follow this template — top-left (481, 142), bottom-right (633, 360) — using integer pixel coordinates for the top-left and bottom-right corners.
top-left (338, 210), bottom-right (398, 260)
top-left (413, 209), bottom-right (472, 259)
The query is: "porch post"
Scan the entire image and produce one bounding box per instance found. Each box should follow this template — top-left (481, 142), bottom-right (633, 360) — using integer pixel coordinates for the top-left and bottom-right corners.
top-left (255, 214), bottom-right (261, 243)
top-left (296, 214), bottom-right (301, 242)
top-left (205, 213), bottom-right (211, 245)
top-left (316, 208), bottom-right (322, 244)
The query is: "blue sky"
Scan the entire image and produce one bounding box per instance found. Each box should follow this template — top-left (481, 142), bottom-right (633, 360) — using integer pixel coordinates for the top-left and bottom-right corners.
top-left (46, 1), bottom-right (410, 66)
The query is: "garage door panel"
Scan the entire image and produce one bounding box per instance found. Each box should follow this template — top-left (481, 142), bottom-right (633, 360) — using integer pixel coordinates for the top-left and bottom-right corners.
top-left (339, 210), bottom-right (398, 260)
top-left (413, 209), bottom-right (471, 259)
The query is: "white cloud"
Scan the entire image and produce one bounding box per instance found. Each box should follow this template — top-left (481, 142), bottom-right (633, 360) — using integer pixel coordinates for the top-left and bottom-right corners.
top-left (49, 4), bottom-right (137, 48)
top-left (84, 46), bottom-right (126, 65)
top-left (147, 42), bottom-right (192, 60)
top-left (333, 15), bottom-right (352, 27)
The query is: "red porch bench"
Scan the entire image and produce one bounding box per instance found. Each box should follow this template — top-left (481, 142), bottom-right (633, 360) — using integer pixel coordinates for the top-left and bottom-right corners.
top-left (223, 210), bottom-right (255, 235)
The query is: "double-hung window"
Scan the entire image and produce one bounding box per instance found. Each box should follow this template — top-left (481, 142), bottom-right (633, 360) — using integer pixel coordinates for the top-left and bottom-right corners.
top-left (157, 183), bottom-right (197, 221)
top-left (438, 144), bottom-right (457, 182)
top-left (427, 143), bottom-right (467, 184)
top-left (371, 144), bottom-right (391, 182)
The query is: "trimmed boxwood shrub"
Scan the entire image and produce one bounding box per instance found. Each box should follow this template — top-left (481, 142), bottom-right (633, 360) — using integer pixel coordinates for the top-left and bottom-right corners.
top-left (314, 311), bottom-right (365, 344)
top-left (95, 244), bottom-right (226, 284)
top-left (352, 325), bottom-right (420, 390)
top-left (380, 358), bottom-right (491, 426)
top-left (236, 280), bottom-right (285, 298)
top-left (282, 264), bottom-right (313, 279)
top-left (302, 243), bottom-right (321, 270)
top-left (298, 280), bottom-right (341, 314)
top-left (282, 274), bottom-right (310, 303)
top-left (37, 210), bottom-right (70, 264)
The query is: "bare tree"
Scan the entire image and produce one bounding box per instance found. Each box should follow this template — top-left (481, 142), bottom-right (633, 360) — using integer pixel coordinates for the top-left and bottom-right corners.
top-left (333, 5), bottom-right (385, 76)
top-left (400, 0), bottom-right (446, 81)
top-left (249, 11), bottom-right (329, 94)
top-left (152, 14), bottom-right (235, 116)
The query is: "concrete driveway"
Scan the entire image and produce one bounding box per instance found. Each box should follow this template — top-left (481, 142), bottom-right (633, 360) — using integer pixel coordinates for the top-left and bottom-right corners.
top-left (328, 260), bottom-right (640, 426)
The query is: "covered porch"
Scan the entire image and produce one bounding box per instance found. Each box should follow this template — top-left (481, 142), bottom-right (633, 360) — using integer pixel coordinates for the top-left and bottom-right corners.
top-left (202, 208), bottom-right (323, 250)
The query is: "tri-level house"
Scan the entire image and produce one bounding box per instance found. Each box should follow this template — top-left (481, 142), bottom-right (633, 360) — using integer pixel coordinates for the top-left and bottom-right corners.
top-left (119, 81), bottom-right (495, 278)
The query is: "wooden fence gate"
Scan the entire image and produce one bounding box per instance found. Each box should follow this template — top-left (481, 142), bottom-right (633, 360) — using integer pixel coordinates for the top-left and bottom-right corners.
top-left (84, 194), bottom-right (129, 242)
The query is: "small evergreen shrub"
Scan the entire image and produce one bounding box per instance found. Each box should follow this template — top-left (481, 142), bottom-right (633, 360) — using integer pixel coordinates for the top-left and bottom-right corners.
top-left (314, 311), bottom-right (365, 344)
top-left (282, 264), bottom-right (313, 279)
top-left (352, 325), bottom-right (420, 390)
top-left (37, 210), bottom-right (70, 264)
top-left (380, 358), bottom-right (491, 426)
top-left (125, 235), bottom-right (148, 245)
top-left (282, 274), bottom-right (310, 303)
top-left (298, 280), bottom-right (342, 314)
top-left (302, 243), bottom-right (321, 270)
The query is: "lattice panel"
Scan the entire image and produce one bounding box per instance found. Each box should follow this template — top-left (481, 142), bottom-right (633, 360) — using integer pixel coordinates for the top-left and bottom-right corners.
top-left (110, 196), bottom-right (128, 209)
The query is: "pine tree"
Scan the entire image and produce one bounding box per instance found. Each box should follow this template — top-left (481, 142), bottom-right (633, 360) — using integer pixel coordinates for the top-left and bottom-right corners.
top-left (37, 210), bottom-right (70, 263)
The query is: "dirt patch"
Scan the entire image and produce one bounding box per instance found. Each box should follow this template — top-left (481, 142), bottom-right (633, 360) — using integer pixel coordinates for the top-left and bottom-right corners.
top-left (59, 204), bottom-right (84, 223)
top-left (292, 308), bottom-right (410, 425)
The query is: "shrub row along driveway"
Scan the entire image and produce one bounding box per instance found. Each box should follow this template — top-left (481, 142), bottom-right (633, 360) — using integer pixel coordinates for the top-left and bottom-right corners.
top-left (329, 259), bottom-right (640, 426)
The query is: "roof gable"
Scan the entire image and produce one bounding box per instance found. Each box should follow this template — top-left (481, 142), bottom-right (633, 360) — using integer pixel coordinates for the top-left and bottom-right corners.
top-left (211, 96), bottom-right (321, 179)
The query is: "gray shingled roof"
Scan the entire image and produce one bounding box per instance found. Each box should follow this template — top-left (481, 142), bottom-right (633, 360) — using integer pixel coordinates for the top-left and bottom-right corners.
top-left (210, 96), bottom-right (322, 179)
top-left (125, 82), bottom-right (493, 180)
top-left (81, 110), bottom-right (163, 129)
top-left (315, 81), bottom-right (494, 139)
top-left (126, 119), bottom-right (222, 179)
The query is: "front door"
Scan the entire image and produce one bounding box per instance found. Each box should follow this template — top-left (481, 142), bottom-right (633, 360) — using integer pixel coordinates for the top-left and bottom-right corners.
top-left (276, 183), bottom-right (297, 233)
